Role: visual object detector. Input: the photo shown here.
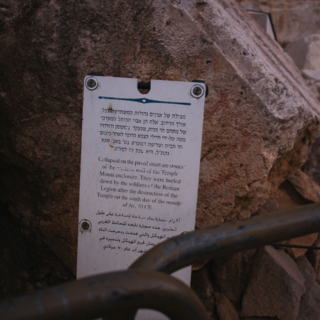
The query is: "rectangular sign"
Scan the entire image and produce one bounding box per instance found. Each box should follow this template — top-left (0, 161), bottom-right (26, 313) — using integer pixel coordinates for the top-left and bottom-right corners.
top-left (77, 76), bottom-right (205, 319)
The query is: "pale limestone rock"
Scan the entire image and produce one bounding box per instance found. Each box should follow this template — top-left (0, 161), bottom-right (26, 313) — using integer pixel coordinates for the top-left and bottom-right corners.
top-left (302, 70), bottom-right (320, 83)
top-left (241, 246), bottom-right (305, 320)
top-left (0, 0), bottom-right (319, 272)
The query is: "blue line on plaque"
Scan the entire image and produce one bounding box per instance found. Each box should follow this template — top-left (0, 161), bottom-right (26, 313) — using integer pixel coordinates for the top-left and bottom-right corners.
top-left (98, 96), bottom-right (191, 106)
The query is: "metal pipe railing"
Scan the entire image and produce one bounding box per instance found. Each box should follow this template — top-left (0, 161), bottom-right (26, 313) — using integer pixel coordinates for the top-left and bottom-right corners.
top-left (0, 270), bottom-right (208, 320)
top-left (130, 202), bottom-right (320, 274)
top-left (2, 202), bottom-right (320, 320)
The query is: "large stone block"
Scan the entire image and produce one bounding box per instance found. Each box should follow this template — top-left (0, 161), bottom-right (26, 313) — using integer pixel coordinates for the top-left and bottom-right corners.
top-left (297, 256), bottom-right (320, 320)
top-left (0, 0), bottom-right (319, 273)
top-left (211, 249), bottom-right (257, 304)
top-left (241, 246), bottom-right (305, 320)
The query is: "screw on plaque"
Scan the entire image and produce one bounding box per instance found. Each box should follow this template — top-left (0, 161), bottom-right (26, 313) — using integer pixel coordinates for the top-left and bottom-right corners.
top-left (191, 79), bottom-right (209, 97)
top-left (190, 84), bottom-right (204, 98)
top-left (85, 77), bottom-right (98, 90)
top-left (80, 219), bottom-right (91, 231)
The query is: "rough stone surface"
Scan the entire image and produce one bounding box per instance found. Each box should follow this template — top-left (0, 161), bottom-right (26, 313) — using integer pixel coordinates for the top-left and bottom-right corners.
top-left (241, 246), bottom-right (306, 320)
top-left (191, 264), bottom-right (215, 317)
top-left (254, 195), bottom-right (282, 216)
top-left (302, 70), bottom-right (320, 82)
top-left (302, 132), bottom-right (320, 187)
top-left (0, 0), bottom-right (319, 274)
top-left (214, 293), bottom-right (239, 320)
top-left (0, 203), bottom-right (74, 299)
top-left (285, 35), bottom-right (320, 71)
top-left (255, 176), bottom-right (318, 259)
top-left (302, 71), bottom-right (320, 102)
top-left (288, 169), bottom-right (320, 203)
top-left (211, 249), bottom-right (257, 304)
top-left (236, 0), bottom-right (320, 48)
top-left (297, 256), bottom-right (320, 320)
top-left (283, 234), bottom-right (318, 260)
top-left (275, 180), bottom-right (311, 210)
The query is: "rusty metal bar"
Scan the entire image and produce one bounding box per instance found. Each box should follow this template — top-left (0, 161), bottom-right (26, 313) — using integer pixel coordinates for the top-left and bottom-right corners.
top-left (130, 202), bottom-right (320, 274)
top-left (0, 269), bottom-right (209, 320)
top-left (2, 203), bottom-right (320, 320)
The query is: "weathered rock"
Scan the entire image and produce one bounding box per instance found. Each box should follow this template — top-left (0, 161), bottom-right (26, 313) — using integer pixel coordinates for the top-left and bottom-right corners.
top-left (236, 0), bottom-right (320, 47)
top-left (283, 34), bottom-right (320, 102)
top-left (214, 293), bottom-right (239, 320)
top-left (211, 249), bottom-right (257, 304)
top-left (302, 70), bottom-right (320, 83)
top-left (305, 247), bottom-right (319, 276)
top-left (254, 195), bottom-right (282, 216)
top-left (191, 264), bottom-right (215, 317)
top-left (279, 169), bottom-right (320, 259)
top-left (302, 132), bottom-right (320, 187)
top-left (297, 256), bottom-right (320, 320)
top-left (287, 169), bottom-right (320, 203)
top-left (0, 0), bottom-right (319, 273)
top-left (285, 35), bottom-right (320, 72)
top-left (272, 180), bottom-right (309, 210)
top-left (254, 178), bottom-right (318, 259)
top-left (241, 246), bottom-right (305, 320)
top-left (0, 203), bottom-right (74, 299)
top-left (302, 71), bottom-right (320, 102)
top-left (283, 234), bottom-right (318, 260)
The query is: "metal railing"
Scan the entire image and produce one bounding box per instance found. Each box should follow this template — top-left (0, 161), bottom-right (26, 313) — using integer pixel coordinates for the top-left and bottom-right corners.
top-left (1, 202), bottom-right (320, 320)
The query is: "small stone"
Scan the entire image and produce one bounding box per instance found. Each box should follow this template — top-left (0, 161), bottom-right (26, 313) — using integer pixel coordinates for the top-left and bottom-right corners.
top-left (214, 293), bottom-right (239, 320)
top-left (283, 233), bottom-right (318, 260)
top-left (288, 169), bottom-right (320, 203)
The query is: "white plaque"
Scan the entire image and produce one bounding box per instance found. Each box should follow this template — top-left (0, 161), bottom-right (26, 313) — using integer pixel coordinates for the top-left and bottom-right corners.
top-left (77, 76), bottom-right (205, 319)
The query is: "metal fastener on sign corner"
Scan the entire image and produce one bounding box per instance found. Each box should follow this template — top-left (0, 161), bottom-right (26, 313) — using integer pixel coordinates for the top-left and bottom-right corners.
top-left (191, 84), bottom-right (204, 98)
top-left (85, 77), bottom-right (98, 90)
top-left (80, 219), bottom-right (92, 232)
